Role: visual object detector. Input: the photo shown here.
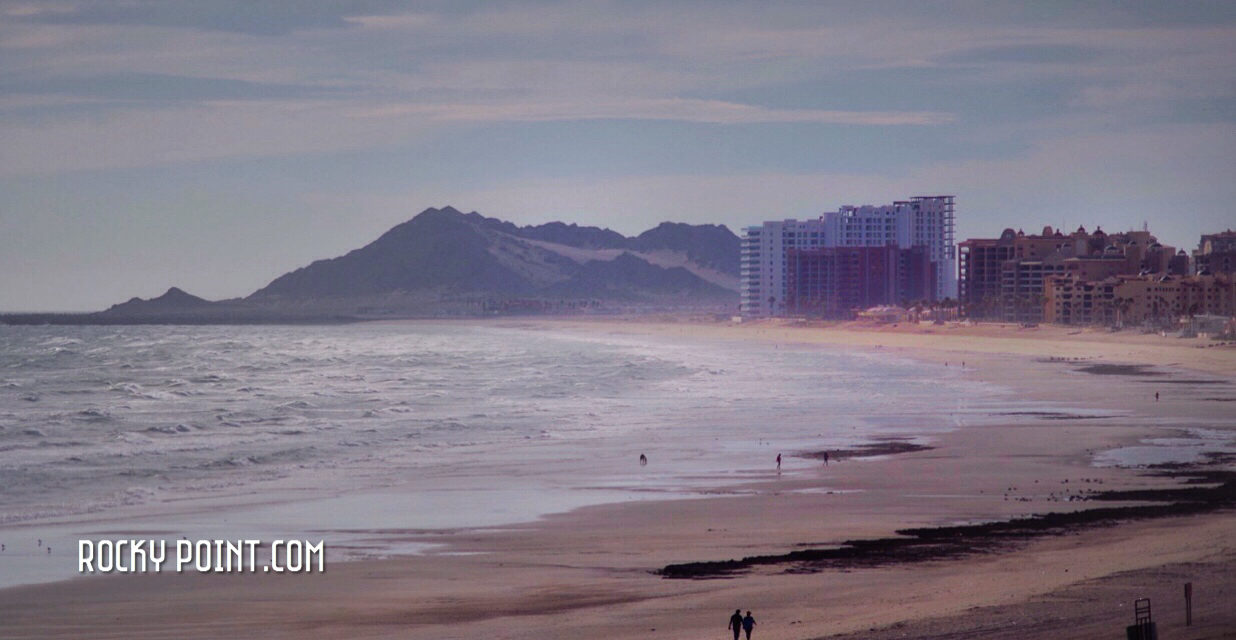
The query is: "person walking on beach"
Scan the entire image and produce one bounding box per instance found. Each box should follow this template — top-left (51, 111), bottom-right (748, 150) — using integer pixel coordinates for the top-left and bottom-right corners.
top-left (776, 453), bottom-right (781, 470)
top-left (728, 609), bottom-right (743, 640)
top-left (742, 611), bottom-right (757, 639)
top-left (639, 453), bottom-right (647, 466)
top-left (823, 451), bottom-right (829, 465)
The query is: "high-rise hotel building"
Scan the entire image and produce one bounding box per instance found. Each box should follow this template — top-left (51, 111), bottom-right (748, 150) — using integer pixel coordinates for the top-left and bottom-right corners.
top-left (740, 195), bottom-right (956, 316)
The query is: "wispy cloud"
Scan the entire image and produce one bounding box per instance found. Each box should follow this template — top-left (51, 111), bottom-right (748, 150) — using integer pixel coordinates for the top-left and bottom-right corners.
top-left (350, 98), bottom-right (953, 126)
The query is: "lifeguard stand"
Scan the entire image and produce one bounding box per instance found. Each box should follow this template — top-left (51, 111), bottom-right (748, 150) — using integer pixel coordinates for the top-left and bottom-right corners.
top-left (1126, 598), bottom-right (1157, 640)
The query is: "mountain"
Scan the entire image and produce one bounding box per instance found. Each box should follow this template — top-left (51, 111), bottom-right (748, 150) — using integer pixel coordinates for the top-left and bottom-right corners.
top-left (470, 215), bottom-right (629, 250)
top-left (104, 287), bottom-right (213, 314)
top-left (4, 206), bottom-right (742, 325)
top-left (632, 222), bottom-right (739, 276)
top-left (246, 206), bottom-right (738, 315)
top-left (88, 286), bottom-right (344, 324)
top-left (468, 215), bottom-right (739, 275)
top-left (544, 252), bottom-right (729, 299)
top-left (253, 207), bottom-right (541, 299)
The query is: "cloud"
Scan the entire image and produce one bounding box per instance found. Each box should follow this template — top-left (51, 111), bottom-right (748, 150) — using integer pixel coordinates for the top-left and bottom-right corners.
top-left (0, 5), bottom-right (1230, 178)
top-left (1, 72), bottom-right (341, 102)
top-left (350, 98), bottom-right (953, 126)
top-left (6, 0), bottom-right (411, 35)
top-left (0, 99), bottom-right (438, 174)
top-left (0, 93), bottom-right (953, 175)
top-left (940, 44), bottom-right (1102, 65)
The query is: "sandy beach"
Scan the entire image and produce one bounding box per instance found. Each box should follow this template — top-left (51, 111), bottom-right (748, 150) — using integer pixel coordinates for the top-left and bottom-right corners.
top-left (2, 319), bottom-right (1234, 639)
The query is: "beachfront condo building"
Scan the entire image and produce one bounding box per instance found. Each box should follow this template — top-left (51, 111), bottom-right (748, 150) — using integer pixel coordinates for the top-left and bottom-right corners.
top-left (959, 225), bottom-right (1184, 323)
top-left (740, 195), bottom-right (956, 316)
top-left (1046, 272), bottom-right (1236, 327)
top-left (1044, 229), bottom-right (1236, 328)
top-left (785, 246), bottom-right (936, 318)
top-left (1194, 230), bottom-right (1236, 275)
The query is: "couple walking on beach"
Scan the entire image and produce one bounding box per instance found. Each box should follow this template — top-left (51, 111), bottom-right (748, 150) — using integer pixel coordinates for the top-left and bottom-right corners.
top-left (728, 609), bottom-right (757, 639)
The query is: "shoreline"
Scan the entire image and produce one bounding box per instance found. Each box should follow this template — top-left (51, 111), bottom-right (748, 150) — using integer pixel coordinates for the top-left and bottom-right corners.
top-left (509, 315), bottom-right (1236, 376)
top-left (2, 318), bottom-right (1234, 638)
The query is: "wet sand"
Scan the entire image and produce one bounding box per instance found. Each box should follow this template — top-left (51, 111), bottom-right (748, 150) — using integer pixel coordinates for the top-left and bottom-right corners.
top-left (2, 318), bottom-right (1234, 639)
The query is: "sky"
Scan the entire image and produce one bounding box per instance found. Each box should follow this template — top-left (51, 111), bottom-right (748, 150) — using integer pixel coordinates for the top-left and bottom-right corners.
top-left (2, 1), bottom-right (1234, 311)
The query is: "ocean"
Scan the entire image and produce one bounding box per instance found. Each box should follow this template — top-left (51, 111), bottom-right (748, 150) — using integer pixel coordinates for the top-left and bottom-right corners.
top-left (0, 321), bottom-right (1003, 587)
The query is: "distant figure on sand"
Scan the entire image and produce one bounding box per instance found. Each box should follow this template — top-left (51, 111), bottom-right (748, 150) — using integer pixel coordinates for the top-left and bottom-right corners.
top-left (728, 609), bottom-right (743, 640)
top-left (639, 453), bottom-right (647, 466)
top-left (742, 611), bottom-right (757, 639)
top-left (776, 453), bottom-right (781, 470)
top-left (823, 451), bottom-right (829, 465)
top-left (1155, 392), bottom-right (1160, 402)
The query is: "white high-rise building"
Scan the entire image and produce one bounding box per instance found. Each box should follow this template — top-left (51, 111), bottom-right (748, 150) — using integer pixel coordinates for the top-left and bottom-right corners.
top-left (740, 195), bottom-right (956, 316)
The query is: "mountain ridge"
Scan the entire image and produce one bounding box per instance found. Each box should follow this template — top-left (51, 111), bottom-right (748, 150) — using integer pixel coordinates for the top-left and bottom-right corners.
top-left (34, 206), bottom-right (741, 323)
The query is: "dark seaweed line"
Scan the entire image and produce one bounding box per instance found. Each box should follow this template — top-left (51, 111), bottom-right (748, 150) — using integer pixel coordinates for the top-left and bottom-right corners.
top-left (657, 471), bottom-right (1236, 579)
top-left (799, 441), bottom-right (934, 462)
